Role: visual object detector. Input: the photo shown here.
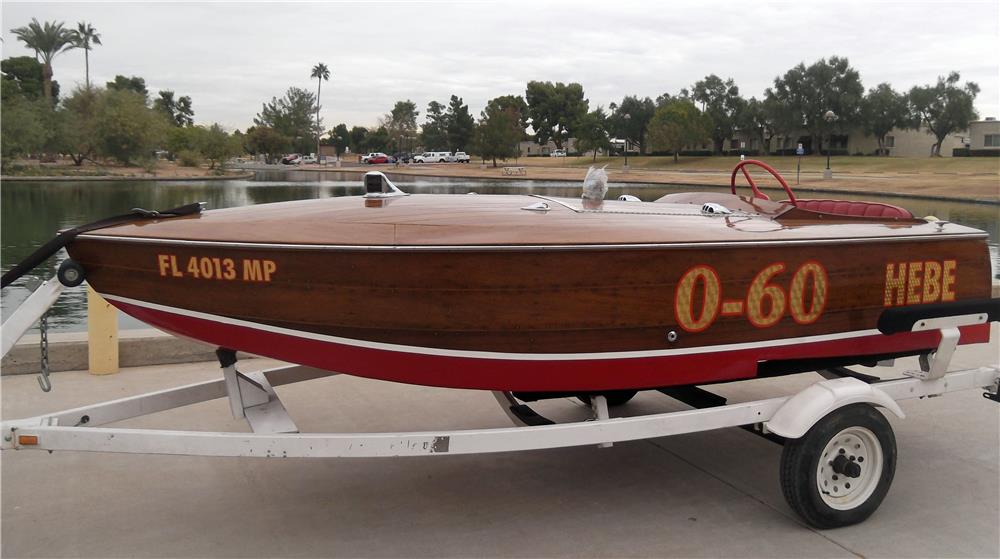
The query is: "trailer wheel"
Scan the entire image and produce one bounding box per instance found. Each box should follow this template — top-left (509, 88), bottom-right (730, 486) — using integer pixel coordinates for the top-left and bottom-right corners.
top-left (780, 403), bottom-right (896, 529)
top-left (578, 390), bottom-right (638, 407)
top-left (57, 259), bottom-right (86, 287)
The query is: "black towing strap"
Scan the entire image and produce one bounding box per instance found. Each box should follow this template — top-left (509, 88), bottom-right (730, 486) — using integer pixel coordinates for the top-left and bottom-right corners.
top-left (0, 202), bottom-right (204, 289)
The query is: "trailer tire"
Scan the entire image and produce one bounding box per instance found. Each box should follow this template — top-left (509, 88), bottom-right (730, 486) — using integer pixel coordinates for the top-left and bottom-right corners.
top-left (780, 403), bottom-right (896, 529)
top-left (578, 390), bottom-right (638, 407)
top-left (57, 259), bottom-right (86, 287)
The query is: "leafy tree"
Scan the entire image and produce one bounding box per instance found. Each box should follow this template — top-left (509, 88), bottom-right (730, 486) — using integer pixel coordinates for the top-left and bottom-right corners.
top-left (348, 125), bottom-right (369, 154)
top-left (525, 81), bottom-right (588, 149)
top-left (363, 126), bottom-right (391, 152)
top-left (574, 108), bottom-right (612, 161)
top-left (70, 22), bottom-right (101, 89)
top-left (93, 89), bottom-right (169, 164)
top-left (323, 123), bottom-right (350, 157)
top-left (254, 87), bottom-right (316, 153)
top-left (58, 86), bottom-right (101, 165)
top-left (609, 95), bottom-right (655, 153)
top-left (165, 124), bottom-right (200, 156)
top-left (200, 124), bottom-right (238, 169)
top-left (692, 75), bottom-right (745, 154)
top-left (909, 72), bottom-right (979, 156)
top-left (245, 126), bottom-right (291, 163)
top-left (765, 56), bottom-right (864, 152)
top-left (153, 90), bottom-right (194, 126)
top-left (647, 99), bottom-right (710, 163)
top-left (0, 96), bottom-right (50, 164)
top-left (861, 83), bottom-right (910, 155)
top-left (10, 18), bottom-right (75, 105)
top-left (1, 56), bottom-right (60, 102)
top-left (483, 95), bottom-right (529, 132)
top-left (736, 96), bottom-right (779, 155)
top-left (254, 87), bottom-right (318, 154)
top-left (384, 100), bottom-right (419, 153)
top-left (106, 75), bottom-right (149, 101)
top-left (421, 100), bottom-right (448, 149)
top-left (476, 102), bottom-right (523, 167)
top-left (310, 62), bottom-right (330, 157)
top-left (445, 95), bottom-right (475, 151)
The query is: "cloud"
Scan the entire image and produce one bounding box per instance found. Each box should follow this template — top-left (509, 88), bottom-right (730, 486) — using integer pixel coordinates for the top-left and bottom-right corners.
top-left (3, 0), bottom-right (997, 130)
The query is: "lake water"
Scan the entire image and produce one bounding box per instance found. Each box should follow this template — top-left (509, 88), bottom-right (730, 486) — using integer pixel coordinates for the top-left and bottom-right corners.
top-left (2, 169), bottom-right (997, 332)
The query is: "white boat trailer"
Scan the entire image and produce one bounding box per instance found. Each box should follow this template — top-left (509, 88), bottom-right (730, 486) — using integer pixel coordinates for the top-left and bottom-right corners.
top-left (2, 276), bottom-right (998, 528)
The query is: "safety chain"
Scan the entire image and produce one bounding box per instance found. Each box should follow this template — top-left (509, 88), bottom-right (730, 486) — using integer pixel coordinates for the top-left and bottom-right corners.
top-left (37, 313), bottom-right (52, 392)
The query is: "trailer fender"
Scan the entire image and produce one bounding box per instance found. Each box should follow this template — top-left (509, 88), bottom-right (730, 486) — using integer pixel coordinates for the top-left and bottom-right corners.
top-left (766, 377), bottom-right (904, 439)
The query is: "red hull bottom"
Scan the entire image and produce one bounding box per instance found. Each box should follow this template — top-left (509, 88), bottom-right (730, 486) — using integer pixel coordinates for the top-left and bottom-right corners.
top-left (110, 298), bottom-right (991, 392)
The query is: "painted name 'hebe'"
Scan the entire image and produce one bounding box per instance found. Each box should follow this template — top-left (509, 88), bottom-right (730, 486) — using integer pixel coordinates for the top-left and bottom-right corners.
top-left (883, 260), bottom-right (956, 307)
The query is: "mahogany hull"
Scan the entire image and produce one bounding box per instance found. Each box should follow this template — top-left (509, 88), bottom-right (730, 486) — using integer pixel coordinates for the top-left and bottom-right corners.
top-left (67, 228), bottom-right (993, 391)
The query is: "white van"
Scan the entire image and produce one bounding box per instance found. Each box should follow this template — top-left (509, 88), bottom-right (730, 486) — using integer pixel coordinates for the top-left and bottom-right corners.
top-left (413, 151), bottom-right (452, 163)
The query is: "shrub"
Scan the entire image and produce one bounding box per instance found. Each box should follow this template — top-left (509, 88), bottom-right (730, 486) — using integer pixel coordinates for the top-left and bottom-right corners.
top-left (138, 157), bottom-right (158, 174)
top-left (177, 149), bottom-right (201, 167)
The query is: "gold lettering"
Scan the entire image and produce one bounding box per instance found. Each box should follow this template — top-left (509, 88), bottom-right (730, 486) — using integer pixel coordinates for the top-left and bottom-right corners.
top-left (746, 263), bottom-right (786, 328)
top-left (222, 258), bottom-right (237, 280)
top-left (674, 265), bottom-right (721, 332)
top-left (157, 254), bottom-right (171, 277)
top-left (262, 259), bottom-right (277, 282)
top-left (884, 263), bottom-right (906, 307)
top-left (906, 261), bottom-right (923, 305)
top-left (243, 259), bottom-right (263, 281)
top-left (922, 261), bottom-right (942, 303)
top-left (789, 261), bottom-right (828, 325)
top-left (942, 259), bottom-right (957, 301)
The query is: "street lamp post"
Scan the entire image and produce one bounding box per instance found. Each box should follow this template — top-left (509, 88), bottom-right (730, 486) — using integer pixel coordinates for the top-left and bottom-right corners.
top-left (623, 113), bottom-right (632, 172)
top-left (823, 110), bottom-right (838, 179)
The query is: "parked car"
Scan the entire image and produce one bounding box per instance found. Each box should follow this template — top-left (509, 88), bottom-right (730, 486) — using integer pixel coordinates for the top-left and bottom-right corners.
top-left (280, 154), bottom-right (302, 165)
top-left (452, 151), bottom-right (471, 163)
top-left (300, 155), bottom-right (318, 165)
top-left (392, 152), bottom-right (413, 163)
top-left (366, 154), bottom-right (390, 164)
top-left (549, 149), bottom-right (567, 157)
top-left (362, 152), bottom-right (388, 163)
top-left (413, 151), bottom-right (452, 163)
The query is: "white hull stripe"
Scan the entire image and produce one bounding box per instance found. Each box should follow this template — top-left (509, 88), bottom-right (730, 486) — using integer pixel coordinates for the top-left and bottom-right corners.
top-left (103, 294), bottom-right (886, 362)
top-left (79, 232), bottom-right (986, 252)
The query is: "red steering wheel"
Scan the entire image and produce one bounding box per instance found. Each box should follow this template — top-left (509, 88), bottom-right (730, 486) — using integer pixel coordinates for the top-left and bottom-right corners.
top-left (730, 159), bottom-right (797, 206)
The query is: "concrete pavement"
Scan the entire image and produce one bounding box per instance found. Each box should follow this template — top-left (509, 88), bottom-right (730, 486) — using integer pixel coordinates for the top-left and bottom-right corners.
top-left (2, 330), bottom-right (997, 558)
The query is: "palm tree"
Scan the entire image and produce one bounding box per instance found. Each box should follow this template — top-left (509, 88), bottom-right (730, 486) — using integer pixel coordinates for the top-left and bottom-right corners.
top-left (71, 22), bottom-right (102, 89)
top-left (10, 18), bottom-right (76, 105)
top-left (310, 62), bottom-right (330, 159)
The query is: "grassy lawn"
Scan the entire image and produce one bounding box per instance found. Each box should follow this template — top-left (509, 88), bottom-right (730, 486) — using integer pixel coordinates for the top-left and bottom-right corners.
top-left (522, 155), bottom-right (1000, 174)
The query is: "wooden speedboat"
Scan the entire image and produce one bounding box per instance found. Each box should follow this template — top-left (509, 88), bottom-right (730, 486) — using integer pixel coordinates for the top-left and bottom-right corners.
top-left (57, 162), bottom-right (994, 392)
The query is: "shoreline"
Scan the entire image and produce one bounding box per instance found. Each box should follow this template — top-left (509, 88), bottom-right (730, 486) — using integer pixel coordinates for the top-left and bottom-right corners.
top-left (273, 164), bottom-right (1000, 205)
top-left (1, 172), bottom-right (255, 182)
top-left (4, 163), bottom-right (996, 205)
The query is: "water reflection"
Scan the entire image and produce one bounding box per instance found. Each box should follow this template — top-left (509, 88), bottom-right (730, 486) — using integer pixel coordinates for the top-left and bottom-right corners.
top-left (2, 172), bottom-right (997, 331)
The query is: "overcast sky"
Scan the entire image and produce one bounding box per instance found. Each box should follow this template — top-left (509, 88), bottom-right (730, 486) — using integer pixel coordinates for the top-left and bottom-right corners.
top-left (3, 1), bottom-right (998, 131)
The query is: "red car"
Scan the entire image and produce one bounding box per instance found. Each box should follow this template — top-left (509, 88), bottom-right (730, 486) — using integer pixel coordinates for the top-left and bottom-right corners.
top-left (366, 155), bottom-right (390, 164)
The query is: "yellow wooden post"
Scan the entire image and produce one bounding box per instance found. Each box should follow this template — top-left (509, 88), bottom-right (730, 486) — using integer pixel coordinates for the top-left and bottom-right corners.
top-left (87, 285), bottom-right (119, 374)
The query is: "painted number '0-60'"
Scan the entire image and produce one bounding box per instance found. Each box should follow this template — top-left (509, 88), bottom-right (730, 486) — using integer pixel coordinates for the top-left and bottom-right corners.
top-left (674, 261), bottom-right (828, 332)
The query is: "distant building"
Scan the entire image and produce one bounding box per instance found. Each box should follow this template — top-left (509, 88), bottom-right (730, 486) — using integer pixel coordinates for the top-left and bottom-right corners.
top-left (967, 118), bottom-right (1000, 153)
top-left (519, 138), bottom-right (579, 156)
top-left (731, 125), bottom-right (966, 157)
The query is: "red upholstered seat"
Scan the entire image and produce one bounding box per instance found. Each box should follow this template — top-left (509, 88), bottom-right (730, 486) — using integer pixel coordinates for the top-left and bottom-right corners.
top-left (791, 199), bottom-right (913, 219)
